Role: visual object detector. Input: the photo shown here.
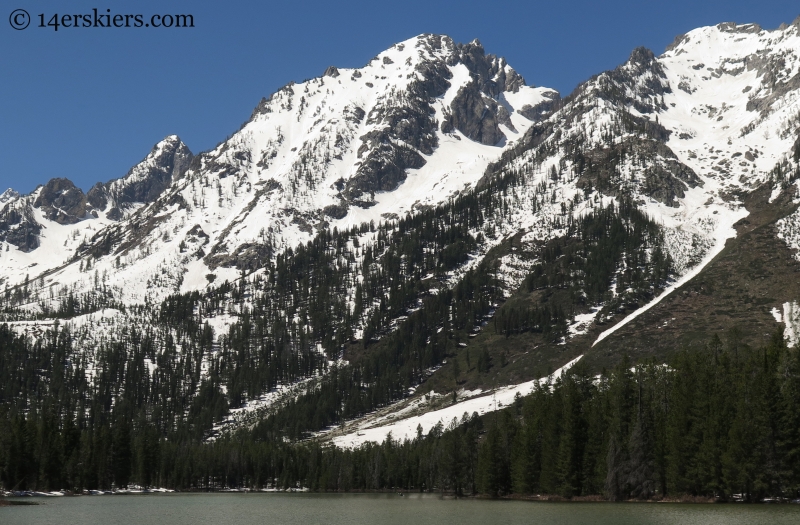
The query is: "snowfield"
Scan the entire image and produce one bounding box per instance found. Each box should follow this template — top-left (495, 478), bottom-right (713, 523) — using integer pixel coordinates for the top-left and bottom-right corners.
top-left (329, 355), bottom-right (583, 448)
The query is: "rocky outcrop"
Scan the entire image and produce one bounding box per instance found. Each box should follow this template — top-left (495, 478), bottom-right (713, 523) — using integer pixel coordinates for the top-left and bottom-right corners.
top-left (518, 91), bottom-right (561, 122)
top-left (454, 39), bottom-right (525, 95)
top-left (0, 202), bottom-right (41, 252)
top-left (34, 178), bottom-right (89, 224)
top-left (0, 137), bottom-right (192, 256)
top-left (745, 56), bottom-right (800, 117)
top-left (445, 81), bottom-right (505, 145)
top-left (88, 136), bottom-right (193, 219)
top-left (0, 188), bottom-right (19, 205)
top-left (595, 47), bottom-right (671, 114)
top-left (576, 138), bottom-right (701, 207)
top-left (86, 182), bottom-right (108, 209)
top-left (343, 58), bottom-right (451, 203)
top-left (340, 35), bottom-right (534, 202)
top-left (115, 136), bottom-right (193, 203)
top-left (439, 38), bottom-right (533, 144)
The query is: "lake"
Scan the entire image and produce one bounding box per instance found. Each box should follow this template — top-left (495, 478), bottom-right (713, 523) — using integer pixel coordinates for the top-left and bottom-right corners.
top-left (3, 493), bottom-right (800, 525)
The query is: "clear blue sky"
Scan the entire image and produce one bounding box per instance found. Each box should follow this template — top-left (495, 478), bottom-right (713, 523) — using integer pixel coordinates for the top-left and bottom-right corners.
top-left (1, 0), bottom-right (798, 194)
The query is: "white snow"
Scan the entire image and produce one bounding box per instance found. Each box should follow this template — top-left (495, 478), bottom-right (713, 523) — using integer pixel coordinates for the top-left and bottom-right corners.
top-left (784, 301), bottom-right (800, 347)
top-left (771, 307), bottom-right (783, 323)
top-left (4, 24), bottom-right (800, 443)
top-left (569, 308), bottom-right (601, 338)
top-left (208, 359), bottom-right (347, 440)
top-left (593, 198), bottom-right (747, 346)
top-left (585, 21), bottom-right (800, 346)
top-left (776, 203), bottom-right (800, 263)
top-left (2, 35), bottom-right (557, 315)
top-left (330, 355), bottom-right (583, 448)
top-left (0, 188), bottom-right (19, 205)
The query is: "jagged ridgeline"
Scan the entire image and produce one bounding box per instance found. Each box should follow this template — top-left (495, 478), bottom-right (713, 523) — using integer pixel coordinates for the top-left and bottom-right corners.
top-left (4, 19), bottom-right (800, 495)
top-left (0, 161), bottom-right (676, 468)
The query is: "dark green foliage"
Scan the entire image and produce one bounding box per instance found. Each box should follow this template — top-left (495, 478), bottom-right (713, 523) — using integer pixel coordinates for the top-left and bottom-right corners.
top-left (492, 198), bottom-right (671, 342)
top-left (3, 323), bottom-right (799, 500)
top-left (0, 103), bottom-right (789, 498)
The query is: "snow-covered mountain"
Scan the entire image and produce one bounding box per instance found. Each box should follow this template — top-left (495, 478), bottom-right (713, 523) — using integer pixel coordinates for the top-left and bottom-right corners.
top-left (318, 20), bottom-right (800, 444)
top-left (0, 136), bottom-right (193, 292)
top-left (3, 22), bottom-right (800, 444)
top-left (1, 34), bottom-right (556, 305)
top-left (0, 188), bottom-right (18, 205)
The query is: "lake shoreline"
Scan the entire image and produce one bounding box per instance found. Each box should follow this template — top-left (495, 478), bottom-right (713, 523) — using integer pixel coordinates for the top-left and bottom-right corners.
top-left (3, 490), bottom-right (799, 505)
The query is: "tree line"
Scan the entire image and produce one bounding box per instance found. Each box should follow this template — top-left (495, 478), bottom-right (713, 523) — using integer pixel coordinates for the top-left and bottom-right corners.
top-left (3, 329), bottom-right (799, 502)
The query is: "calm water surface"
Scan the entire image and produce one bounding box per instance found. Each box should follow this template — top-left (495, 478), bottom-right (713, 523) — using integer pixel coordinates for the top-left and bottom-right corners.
top-left (3, 493), bottom-right (800, 525)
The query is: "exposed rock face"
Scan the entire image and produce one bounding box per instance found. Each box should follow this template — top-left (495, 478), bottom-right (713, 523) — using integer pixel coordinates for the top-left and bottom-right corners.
top-left (745, 54), bottom-right (800, 116)
top-left (86, 182), bottom-right (108, 209)
top-left (518, 91), bottom-right (561, 122)
top-left (0, 136), bottom-right (192, 257)
top-left (0, 34), bottom-right (555, 290)
top-left (576, 139), bottom-right (701, 207)
top-left (340, 35), bottom-right (536, 203)
top-left (0, 203), bottom-right (41, 252)
top-left (496, 104), bottom-right (516, 132)
top-left (342, 42), bottom-right (453, 203)
top-left (217, 242), bottom-right (272, 272)
top-left (439, 39), bottom-right (533, 145)
top-left (447, 81), bottom-right (505, 145)
top-left (484, 39), bottom-right (706, 211)
top-left (716, 21), bottom-right (763, 34)
top-left (0, 188), bottom-right (19, 205)
top-left (34, 178), bottom-right (89, 224)
top-left (88, 136), bottom-right (193, 219)
top-left (454, 39), bottom-right (525, 95)
top-left (346, 141), bottom-right (428, 204)
top-left (186, 32), bottom-right (549, 271)
top-left (595, 47), bottom-right (671, 114)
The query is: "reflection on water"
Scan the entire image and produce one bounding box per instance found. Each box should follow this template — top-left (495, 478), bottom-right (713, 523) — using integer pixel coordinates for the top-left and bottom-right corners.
top-left (3, 493), bottom-right (800, 525)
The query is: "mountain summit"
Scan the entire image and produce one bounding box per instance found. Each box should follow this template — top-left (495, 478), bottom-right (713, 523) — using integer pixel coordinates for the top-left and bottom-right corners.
top-left (1, 23), bottom-right (800, 475)
top-left (1, 34), bottom-right (558, 303)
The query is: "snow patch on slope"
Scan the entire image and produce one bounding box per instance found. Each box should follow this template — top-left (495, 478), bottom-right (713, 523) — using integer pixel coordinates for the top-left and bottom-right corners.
top-left (784, 301), bottom-right (800, 347)
top-left (0, 188), bottom-right (19, 205)
top-left (330, 355), bottom-right (583, 448)
top-left (593, 199), bottom-right (746, 346)
top-left (776, 204), bottom-right (800, 262)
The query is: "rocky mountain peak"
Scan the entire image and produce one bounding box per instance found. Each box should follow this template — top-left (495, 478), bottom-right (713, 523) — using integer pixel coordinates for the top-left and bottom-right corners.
top-left (12, 33), bottom-right (560, 301)
top-left (583, 45), bottom-right (670, 115)
top-left (628, 47), bottom-right (658, 69)
top-left (454, 39), bottom-right (525, 95)
top-left (0, 188), bottom-right (19, 205)
top-left (716, 21), bottom-right (762, 34)
top-left (87, 135), bottom-right (193, 220)
top-left (33, 177), bottom-right (89, 225)
top-left (3, 22), bottom-right (800, 488)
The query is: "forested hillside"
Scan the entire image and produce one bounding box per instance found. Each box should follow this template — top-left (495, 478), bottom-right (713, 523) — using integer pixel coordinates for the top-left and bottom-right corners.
top-left (3, 328), bottom-right (799, 502)
top-left (3, 21), bottom-right (800, 500)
